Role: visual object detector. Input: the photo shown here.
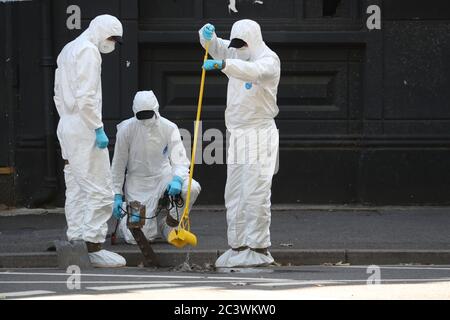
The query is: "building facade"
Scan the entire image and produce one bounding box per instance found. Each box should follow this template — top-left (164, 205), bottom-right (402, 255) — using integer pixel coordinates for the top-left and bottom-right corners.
top-left (1, 0), bottom-right (450, 206)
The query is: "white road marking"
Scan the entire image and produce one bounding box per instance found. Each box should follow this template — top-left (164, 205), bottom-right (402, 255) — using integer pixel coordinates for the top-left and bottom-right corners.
top-left (1, 278), bottom-right (450, 286)
top-left (86, 284), bottom-right (180, 291)
top-left (0, 280), bottom-right (276, 284)
top-left (0, 271), bottom-right (292, 282)
top-left (0, 290), bottom-right (55, 298)
top-left (253, 278), bottom-right (450, 286)
top-left (253, 281), bottom-right (339, 287)
top-left (334, 266), bottom-right (450, 271)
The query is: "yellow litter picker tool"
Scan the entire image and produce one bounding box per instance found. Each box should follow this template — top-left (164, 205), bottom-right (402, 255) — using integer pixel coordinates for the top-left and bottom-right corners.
top-left (168, 41), bottom-right (210, 248)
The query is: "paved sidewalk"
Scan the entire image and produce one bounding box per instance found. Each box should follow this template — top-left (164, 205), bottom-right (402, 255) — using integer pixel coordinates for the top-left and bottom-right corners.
top-left (0, 206), bottom-right (449, 267)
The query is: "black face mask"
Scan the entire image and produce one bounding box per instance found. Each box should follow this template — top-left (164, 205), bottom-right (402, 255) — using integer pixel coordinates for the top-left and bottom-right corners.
top-left (136, 110), bottom-right (155, 120)
top-left (228, 38), bottom-right (247, 49)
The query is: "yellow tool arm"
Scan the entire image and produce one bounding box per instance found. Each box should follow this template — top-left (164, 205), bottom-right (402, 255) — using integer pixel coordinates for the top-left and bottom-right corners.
top-left (178, 41), bottom-right (210, 230)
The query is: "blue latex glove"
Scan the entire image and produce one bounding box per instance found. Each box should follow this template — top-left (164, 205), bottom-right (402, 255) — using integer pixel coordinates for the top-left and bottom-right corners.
top-left (95, 127), bottom-right (109, 149)
top-left (203, 59), bottom-right (224, 71)
top-left (167, 176), bottom-right (183, 197)
top-left (202, 23), bottom-right (215, 41)
top-left (112, 194), bottom-right (123, 220)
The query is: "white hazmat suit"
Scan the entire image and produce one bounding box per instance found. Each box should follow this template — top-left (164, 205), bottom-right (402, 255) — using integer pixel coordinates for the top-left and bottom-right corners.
top-left (54, 15), bottom-right (126, 267)
top-left (199, 19), bottom-right (280, 267)
top-left (111, 91), bottom-right (201, 244)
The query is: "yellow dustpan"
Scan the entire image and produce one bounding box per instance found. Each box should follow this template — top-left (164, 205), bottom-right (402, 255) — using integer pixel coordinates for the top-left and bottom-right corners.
top-left (168, 42), bottom-right (210, 249)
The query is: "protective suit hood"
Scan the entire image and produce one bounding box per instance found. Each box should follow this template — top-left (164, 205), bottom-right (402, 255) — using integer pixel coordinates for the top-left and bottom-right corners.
top-left (133, 91), bottom-right (160, 114)
top-left (230, 19), bottom-right (265, 60)
top-left (81, 14), bottom-right (123, 50)
top-left (132, 91), bottom-right (160, 127)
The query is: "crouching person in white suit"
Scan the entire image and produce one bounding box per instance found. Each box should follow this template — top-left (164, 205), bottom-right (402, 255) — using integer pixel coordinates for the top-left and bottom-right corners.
top-left (111, 91), bottom-right (201, 244)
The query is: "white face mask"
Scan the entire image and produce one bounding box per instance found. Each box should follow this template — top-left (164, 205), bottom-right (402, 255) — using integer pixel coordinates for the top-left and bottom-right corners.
top-left (99, 39), bottom-right (116, 54)
top-left (236, 47), bottom-right (251, 61)
top-left (141, 116), bottom-right (157, 128)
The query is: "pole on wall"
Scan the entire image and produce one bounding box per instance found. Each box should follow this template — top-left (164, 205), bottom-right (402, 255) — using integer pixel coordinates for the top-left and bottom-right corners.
top-left (2, 1), bottom-right (17, 206)
top-left (27, 0), bottom-right (58, 207)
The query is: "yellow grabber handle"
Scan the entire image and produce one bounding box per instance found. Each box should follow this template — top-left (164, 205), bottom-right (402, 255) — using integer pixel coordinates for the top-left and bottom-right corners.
top-left (178, 41), bottom-right (210, 231)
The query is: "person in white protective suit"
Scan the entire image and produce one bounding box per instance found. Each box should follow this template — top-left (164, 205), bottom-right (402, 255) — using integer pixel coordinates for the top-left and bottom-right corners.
top-left (199, 19), bottom-right (280, 267)
top-left (54, 15), bottom-right (126, 267)
top-left (111, 91), bottom-right (201, 244)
